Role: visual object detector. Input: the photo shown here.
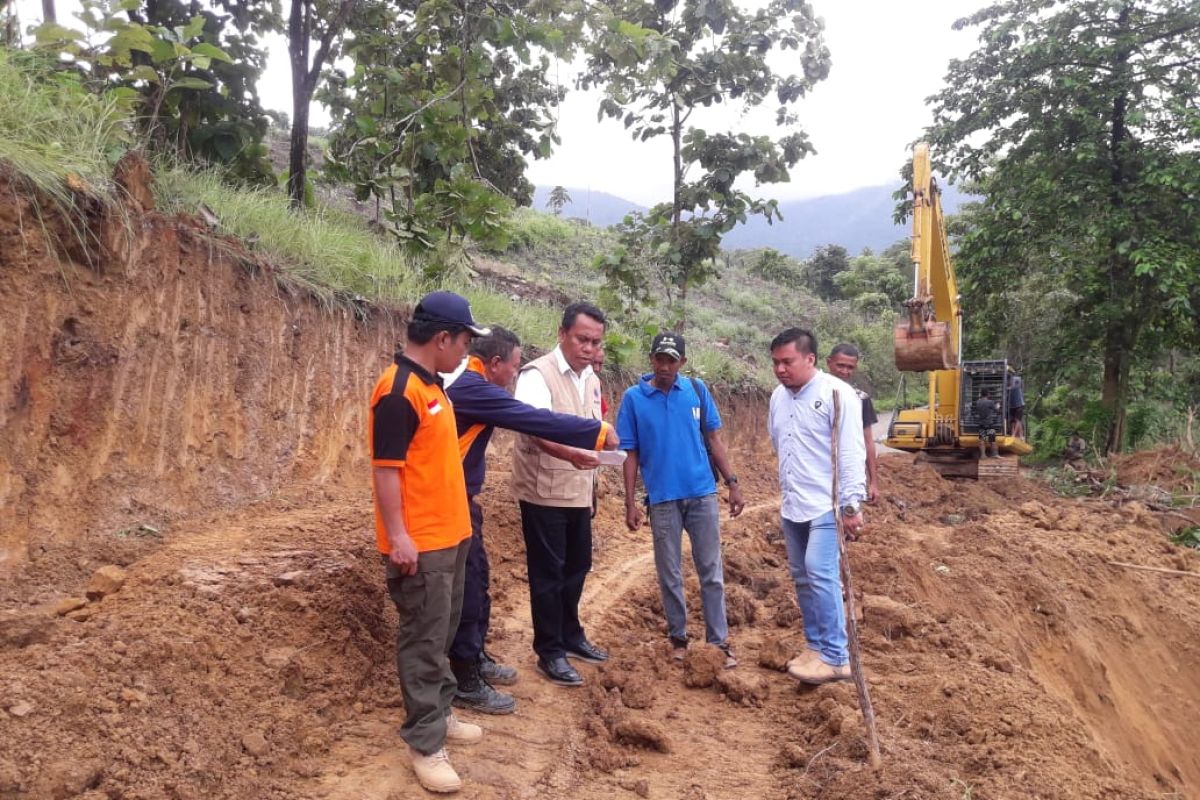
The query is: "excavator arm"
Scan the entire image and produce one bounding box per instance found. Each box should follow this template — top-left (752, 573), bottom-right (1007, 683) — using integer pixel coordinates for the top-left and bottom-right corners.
top-left (895, 142), bottom-right (960, 372)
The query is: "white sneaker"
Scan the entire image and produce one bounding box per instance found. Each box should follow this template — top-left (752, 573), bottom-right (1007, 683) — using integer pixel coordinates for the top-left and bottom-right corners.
top-left (445, 713), bottom-right (483, 744)
top-left (410, 747), bottom-right (462, 793)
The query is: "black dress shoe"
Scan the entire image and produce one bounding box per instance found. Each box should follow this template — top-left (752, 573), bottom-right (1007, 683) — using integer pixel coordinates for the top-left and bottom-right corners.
top-left (565, 639), bottom-right (609, 664)
top-left (536, 656), bottom-right (583, 687)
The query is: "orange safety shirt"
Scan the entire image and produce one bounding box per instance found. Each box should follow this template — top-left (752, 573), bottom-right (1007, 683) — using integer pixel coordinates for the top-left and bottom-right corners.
top-left (369, 355), bottom-right (471, 554)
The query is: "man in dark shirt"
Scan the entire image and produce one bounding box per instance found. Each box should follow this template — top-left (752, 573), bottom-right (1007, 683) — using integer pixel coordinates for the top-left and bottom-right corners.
top-left (825, 344), bottom-right (880, 502)
top-left (447, 327), bottom-right (618, 714)
top-left (973, 389), bottom-right (1001, 458)
top-left (1008, 373), bottom-right (1025, 440)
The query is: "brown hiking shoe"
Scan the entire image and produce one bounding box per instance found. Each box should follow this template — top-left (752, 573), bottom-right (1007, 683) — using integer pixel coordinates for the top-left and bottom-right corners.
top-left (785, 649), bottom-right (821, 675)
top-left (788, 658), bottom-right (851, 685)
top-left (445, 713), bottom-right (482, 744)
top-left (410, 747), bottom-right (462, 793)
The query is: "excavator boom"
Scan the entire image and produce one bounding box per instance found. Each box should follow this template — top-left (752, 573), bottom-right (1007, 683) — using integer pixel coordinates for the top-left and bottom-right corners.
top-left (894, 143), bottom-right (959, 372)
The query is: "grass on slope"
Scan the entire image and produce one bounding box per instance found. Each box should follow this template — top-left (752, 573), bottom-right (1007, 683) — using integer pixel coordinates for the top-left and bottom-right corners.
top-left (0, 49), bottom-right (127, 208)
top-left (155, 170), bottom-right (567, 346)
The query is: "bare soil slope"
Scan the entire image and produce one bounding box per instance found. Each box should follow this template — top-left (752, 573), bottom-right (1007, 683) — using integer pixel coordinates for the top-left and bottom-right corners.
top-left (2, 184), bottom-right (1198, 800)
top-left (0, 172), bottom-right (402, 582)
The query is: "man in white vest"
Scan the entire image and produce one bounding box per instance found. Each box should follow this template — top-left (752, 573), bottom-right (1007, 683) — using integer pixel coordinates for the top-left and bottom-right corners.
top-left (512, 302), bottom-right (608, 686)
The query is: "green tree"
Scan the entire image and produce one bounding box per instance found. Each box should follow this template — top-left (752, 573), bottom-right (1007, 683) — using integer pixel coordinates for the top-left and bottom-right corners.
top-left (133, 0), bottom-right (280, 183)
top-left (927, 0), bottom-right (1200, 452)
top-left (32, 0), bottom-right (235, 145)
top-left (804, 243), bottom-right (848, 301)
top-left (580, 0), bottom-right (829, 329)
top-left (834, 248), bottom-right (909, 309)
top-left (322, 0), bottom-right (570, 253)
top-left (547, 185), bottom-right (572, 216)
top-left (286, 0), bottom-right (357, 208)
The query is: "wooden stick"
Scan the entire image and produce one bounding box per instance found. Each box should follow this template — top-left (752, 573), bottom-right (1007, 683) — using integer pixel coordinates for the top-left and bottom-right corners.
top-left (1107, 561), bottom-right (1200, 579)
top-left (831, 391), bottom-right (883, 769)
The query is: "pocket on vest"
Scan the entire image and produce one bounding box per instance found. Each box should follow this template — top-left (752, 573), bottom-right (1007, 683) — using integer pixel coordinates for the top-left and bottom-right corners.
top-left (536, 466), bottom-right (587, 500)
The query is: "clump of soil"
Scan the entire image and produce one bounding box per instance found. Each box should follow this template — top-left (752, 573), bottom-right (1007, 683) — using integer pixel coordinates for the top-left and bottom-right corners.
top-left (612, 718), bottom-right (671, 753)
top-left (681, 644), bottom-right (727, 688)
top-left (715, 669), bottom-right (769, 706)
top-left (755, 635), bottom-right (793, 671)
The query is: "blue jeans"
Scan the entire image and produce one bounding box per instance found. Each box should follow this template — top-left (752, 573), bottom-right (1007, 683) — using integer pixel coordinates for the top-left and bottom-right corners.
top-left (648, 494), bottom-right (729, 647)
top-left (781, 511), bottom-right (848, 666)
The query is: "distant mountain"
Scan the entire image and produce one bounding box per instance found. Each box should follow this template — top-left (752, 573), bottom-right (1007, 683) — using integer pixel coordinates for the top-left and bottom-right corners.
top-left (532, 182), bottom-right (971, 258)
top-left (721, 183), bottom-right (971, 257)
top-left (531, 186), bottom-right (646, 228)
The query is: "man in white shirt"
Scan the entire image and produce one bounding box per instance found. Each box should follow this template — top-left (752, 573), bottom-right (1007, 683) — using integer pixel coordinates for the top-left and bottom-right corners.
top-left (768, 328), bottom-right (867, 685)
top-left (511, 302), bottom-right (609, 687)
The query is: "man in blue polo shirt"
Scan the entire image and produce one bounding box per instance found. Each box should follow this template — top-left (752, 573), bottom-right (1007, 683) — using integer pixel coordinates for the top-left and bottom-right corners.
top-left (618, 332), bottom-right (745, 668)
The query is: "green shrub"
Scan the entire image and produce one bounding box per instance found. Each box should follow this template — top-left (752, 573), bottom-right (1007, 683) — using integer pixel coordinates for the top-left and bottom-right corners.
top-left (0, 48), bottom-right (130, 206)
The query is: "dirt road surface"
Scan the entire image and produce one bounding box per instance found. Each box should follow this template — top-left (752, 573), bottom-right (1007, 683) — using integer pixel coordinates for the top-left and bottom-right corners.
top-left (3, 447), bottom-right (1199, 800)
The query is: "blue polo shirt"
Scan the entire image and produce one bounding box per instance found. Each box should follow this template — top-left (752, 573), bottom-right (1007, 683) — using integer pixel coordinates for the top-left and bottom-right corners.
top-left (617, 374), bottom-right (721, 504)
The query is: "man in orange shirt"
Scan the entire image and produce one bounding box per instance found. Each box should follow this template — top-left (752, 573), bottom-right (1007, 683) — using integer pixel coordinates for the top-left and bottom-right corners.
top-left (369, 291), bottom-right (489, 794)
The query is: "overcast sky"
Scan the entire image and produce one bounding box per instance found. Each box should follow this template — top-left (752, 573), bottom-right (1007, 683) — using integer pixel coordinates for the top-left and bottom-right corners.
top-left (16, 0), bottom-right (980, 203)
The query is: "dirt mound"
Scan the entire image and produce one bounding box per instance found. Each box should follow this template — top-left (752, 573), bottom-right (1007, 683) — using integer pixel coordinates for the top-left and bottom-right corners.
top-left (573, 457), bottom-right (1200, 799)
top-left (1112, 444), bottom-right (1200, 494)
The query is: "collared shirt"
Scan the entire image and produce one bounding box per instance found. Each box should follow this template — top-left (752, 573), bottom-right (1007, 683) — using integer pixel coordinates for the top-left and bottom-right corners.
top-left (617, 374), bottom-right (721, 504)
top-left (513, 346), bottom-right (593, 410)
top-left (369, 355), bottom-right (471, 553)
top-left (449, 356), bottom-right (610, 496)
top-left (768, 371), bottom-right (866, 524)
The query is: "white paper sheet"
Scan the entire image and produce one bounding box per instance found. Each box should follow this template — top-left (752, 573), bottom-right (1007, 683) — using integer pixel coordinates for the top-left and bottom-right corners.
top-left (595, 450), bottom-right (629, 467)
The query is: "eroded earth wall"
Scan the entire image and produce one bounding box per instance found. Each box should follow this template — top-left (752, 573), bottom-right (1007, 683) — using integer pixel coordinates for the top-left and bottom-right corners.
top-left (0, 178), bottom-right (403, 569)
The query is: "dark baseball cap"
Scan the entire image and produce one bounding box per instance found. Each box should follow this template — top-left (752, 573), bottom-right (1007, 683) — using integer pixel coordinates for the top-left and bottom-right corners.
top-left (651, 332), bottom-right (685, 360)
top-left (414, 291), bottom-right (490, 336)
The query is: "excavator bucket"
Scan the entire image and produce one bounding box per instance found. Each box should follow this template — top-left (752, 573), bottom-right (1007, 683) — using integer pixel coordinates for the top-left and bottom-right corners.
top-left (894, 319), bottom-right (954, 371)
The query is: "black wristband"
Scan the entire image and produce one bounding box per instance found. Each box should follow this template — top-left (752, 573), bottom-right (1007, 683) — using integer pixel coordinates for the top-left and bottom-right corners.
top-left (724, 475), bottom-right (738, 486)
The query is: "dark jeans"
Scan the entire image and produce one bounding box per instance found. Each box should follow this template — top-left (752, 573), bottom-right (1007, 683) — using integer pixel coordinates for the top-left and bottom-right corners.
top-left (384, 538), bottom-right (470, 755)
top-left (519, 501), bottom-right (591, 659)
top-left (448, 498), bottom-right (489, 663)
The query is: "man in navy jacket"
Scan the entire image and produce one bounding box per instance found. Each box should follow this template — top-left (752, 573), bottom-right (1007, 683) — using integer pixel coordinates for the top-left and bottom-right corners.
top-left (446, 327), bottom-right (617, 714)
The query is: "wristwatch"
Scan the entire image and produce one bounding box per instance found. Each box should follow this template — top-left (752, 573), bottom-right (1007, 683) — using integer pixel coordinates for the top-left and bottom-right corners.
top-left (841, 503), bottom-right (860, 517)
top-left (724, 474), bottom-right (739, 487)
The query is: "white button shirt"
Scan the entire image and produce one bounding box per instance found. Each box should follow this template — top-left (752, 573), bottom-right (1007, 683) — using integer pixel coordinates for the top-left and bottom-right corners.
top-left (768, 370), bottom-right (867, 524)
top-left (513, 346), bottom-right (593, 410)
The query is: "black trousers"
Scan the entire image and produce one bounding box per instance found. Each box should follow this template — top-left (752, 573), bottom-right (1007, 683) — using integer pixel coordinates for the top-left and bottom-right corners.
top-left (448, 498), bottom-right (489, 663)
top-left (519, 501), bottom-right (592, 659)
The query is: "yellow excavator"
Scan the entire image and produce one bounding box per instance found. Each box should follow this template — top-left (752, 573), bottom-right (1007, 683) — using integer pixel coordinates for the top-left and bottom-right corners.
top-left (884, 143), bottom-right (1032, 478)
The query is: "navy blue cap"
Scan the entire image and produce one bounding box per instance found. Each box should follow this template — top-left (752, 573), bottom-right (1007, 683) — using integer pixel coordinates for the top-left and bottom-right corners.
top-left (414, 291), bottom-right (490, 336)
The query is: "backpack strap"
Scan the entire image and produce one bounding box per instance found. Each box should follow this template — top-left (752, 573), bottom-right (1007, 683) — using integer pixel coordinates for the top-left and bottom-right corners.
top-left (691, 379), bottom-right (705, 434)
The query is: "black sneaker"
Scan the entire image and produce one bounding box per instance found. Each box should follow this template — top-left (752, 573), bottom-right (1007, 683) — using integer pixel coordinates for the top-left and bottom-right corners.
top-left (479, 651), bottom-right (518, 687)
top-left (453, 681), bottom-right (516, 715)
top-left (536, 656), bottom-right (583, 687)
top-left (565, 639), bottom-right (609, 664)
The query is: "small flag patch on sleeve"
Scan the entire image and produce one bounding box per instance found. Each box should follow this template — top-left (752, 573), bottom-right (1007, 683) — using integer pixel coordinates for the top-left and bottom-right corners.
top-left (428, 399), bottom-right (443, 415)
